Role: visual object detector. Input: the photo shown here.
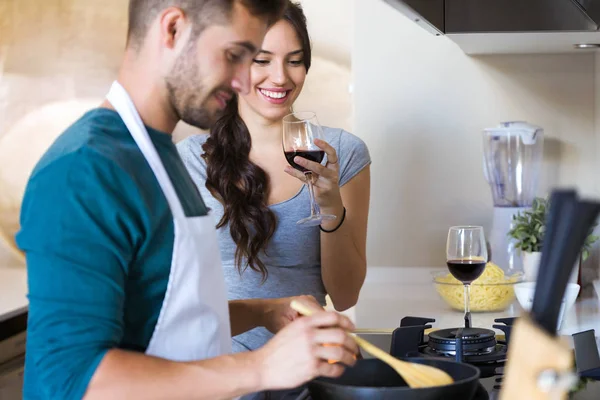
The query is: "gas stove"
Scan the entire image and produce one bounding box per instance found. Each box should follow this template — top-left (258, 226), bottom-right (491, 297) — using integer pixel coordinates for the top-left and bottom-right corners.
top-left (292, 315), bottom-right (516, 400)
top-left (392, 315), bottom-right (514, 382)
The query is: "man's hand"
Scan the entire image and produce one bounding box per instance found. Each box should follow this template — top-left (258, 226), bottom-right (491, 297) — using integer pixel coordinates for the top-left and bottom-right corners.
top-left (262, 295), bottom-right (323, 334)
top-left (254, 305), bottom-right (358, 391)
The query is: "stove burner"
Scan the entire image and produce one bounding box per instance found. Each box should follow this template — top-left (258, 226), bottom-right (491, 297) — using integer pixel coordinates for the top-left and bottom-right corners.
top-left (390, 316), bottom-right (516, 379)
top-left (428, 327), bottom-right (497, 356)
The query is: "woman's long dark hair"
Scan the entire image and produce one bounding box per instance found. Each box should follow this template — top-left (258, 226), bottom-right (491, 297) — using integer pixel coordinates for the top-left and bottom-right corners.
top-left (202, 1), bottom-right (312, 280)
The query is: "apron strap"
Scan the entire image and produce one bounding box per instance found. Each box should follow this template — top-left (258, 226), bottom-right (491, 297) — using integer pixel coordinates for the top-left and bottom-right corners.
top-left (106, 81), bottom-right (186, 220)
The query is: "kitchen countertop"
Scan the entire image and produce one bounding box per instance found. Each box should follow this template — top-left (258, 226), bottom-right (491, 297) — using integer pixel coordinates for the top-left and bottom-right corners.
top-left (353, 266), bottom-right (600, 341)
top-left (0, 266), bottom-right (28, 322)
top-left (2, 264), bottom-right (599, 335)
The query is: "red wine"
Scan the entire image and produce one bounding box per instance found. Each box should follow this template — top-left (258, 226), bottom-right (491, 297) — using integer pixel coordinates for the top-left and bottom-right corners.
top-left (447, 260), bottom-right (486, 283)
top-left (284, 150), bottom-right (325, 173)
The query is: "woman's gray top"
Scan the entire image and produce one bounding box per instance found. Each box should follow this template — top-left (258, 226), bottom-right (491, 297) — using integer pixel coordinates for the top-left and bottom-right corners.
top-left (177, 127), bottom-right (371, 354)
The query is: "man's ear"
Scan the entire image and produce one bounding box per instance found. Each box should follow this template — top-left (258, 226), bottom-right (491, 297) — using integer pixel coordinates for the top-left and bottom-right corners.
top-left (158, 7), bottom-right (190, 49)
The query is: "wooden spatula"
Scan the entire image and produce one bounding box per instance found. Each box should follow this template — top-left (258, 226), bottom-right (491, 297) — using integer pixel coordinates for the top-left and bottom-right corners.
top-left (290, 300), bottom-right (454, 388)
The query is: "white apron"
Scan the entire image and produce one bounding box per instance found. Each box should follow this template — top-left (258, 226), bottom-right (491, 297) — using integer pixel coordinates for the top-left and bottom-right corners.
top-left (106, 81), bottom-right (232, 361)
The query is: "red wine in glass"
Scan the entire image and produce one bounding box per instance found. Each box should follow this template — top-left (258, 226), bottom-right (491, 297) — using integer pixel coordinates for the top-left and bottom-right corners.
top-left (284, 150), bottom-right (325, 173)
top-left (446, 259), bottom-right (486, 283)
top-left (446, 226), bottom-right (488, 328)
top-left (282, 111), bottom-right (336, 226)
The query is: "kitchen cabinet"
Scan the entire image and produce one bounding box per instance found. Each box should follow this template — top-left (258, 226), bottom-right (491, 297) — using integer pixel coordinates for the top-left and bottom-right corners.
top-left (384, 0), bottom-right (600, 55)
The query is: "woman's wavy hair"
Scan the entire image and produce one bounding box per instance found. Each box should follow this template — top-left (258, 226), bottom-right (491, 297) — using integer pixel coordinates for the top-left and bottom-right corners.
top-left (202, 1), bottom-right (311, 280)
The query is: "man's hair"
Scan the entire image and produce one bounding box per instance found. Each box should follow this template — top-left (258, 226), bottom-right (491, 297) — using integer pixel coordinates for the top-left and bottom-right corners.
top-left (127, 0), bottom-right (287, 48)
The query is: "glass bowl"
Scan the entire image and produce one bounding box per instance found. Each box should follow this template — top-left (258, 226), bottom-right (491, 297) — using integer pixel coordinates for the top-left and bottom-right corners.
top-left (432, 266), bottom-right (523, 312)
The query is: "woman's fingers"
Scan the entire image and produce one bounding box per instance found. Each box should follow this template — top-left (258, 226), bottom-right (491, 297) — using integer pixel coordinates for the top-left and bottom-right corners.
top-left (314, 138), bottom-right (338, 165)
top-left (284, 166), bottom-right (308, 182)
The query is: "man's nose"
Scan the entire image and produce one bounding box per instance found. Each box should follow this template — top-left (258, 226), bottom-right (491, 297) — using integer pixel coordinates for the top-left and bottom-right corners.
top-left (231, 64), bottom-right (251, 95)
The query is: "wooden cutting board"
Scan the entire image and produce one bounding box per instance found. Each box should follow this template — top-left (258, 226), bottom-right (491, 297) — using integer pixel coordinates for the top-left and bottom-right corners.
top-left (500, 315), bottom-right (573, 400)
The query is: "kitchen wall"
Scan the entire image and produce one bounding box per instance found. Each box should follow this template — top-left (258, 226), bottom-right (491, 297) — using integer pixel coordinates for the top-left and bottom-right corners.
top-left (2, 0), bottom-right (600, 293)
top-left (354, 0), bottom-right (600, 291)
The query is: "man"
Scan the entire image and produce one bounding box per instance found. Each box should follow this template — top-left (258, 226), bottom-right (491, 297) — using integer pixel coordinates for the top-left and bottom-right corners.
top-left (16, 1), bottom-right (358, 399)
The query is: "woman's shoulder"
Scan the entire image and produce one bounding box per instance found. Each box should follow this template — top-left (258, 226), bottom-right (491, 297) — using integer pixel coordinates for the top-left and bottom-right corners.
top-left (176, 133), bottom-right (209, 155)
top-left (176, 134), bottom-right (209, 160)
top-left (322, 126), bottom-right (369, 152)
top-left (322, 126), bottom-right (370, 162)
top-left (321, 126), bottom-right (371, 186)
top-left (176, 134), bottom-right (209, 175)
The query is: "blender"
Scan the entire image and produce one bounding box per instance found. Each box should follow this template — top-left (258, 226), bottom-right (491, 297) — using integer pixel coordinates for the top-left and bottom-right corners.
top-left (483, 121), bottom-right (544, 276)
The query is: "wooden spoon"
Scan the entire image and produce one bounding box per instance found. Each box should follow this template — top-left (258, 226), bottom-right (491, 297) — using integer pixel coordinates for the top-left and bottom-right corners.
top-left (290, 300), bottom-right (454, 389)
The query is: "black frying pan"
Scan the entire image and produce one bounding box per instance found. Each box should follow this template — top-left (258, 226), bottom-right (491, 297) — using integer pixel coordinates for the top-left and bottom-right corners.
top-left (307, 358), bottom-right (481, 400)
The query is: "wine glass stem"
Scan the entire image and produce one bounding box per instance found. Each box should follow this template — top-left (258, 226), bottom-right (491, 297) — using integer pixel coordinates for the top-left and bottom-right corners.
top-left (305, 172), bottom-right (319, 218)
top-left (464, 283), bottom-right (471, 328)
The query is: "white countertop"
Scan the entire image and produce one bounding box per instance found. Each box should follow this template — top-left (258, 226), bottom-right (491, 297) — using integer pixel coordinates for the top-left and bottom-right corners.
top-left (1, 264), bottom-right (599, 339)
top-left (354, 266), bottom-right (600, 340)
top-left (0, 266), bottom-right (28, 322)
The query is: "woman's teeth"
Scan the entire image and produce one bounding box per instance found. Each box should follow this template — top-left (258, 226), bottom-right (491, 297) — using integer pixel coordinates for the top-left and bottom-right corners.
top-left (259, 89), bottom-right (288, 99)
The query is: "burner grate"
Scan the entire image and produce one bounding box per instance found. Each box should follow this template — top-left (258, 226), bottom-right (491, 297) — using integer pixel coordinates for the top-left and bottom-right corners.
top-left (428, 327), bottom-right (497, 355)
top-left (390, 316), bottom-right (516, 380)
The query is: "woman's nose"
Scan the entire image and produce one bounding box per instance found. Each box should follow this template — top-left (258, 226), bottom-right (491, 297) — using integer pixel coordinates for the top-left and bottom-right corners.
top-left (269, 62), bottom-right (288, 85)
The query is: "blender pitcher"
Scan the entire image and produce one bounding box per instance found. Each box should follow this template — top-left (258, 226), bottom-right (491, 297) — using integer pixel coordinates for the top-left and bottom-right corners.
top-left (483, 121), bottom-right (544, 276)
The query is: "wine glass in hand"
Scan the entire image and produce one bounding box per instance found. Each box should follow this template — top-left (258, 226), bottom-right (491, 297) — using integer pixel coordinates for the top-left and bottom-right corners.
top-left (446, 226), bottom-right (488, 328)
top-left (282, 111), bottom-right (336, 226)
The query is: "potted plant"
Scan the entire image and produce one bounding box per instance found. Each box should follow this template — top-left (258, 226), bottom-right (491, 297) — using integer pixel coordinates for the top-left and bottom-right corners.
top-left (508, 197), bottom-right (599, 282)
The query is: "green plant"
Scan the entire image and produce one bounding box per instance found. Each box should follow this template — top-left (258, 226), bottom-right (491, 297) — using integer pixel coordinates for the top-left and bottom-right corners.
top-left (508, 197), bottom-right (548, 253)
top-left (508, 197), bottom-right (599, 260)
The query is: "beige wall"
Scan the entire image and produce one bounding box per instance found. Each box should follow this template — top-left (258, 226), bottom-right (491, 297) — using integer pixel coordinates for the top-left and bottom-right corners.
top-left (354, 0), bottom-right (599, 272)
top-left (296, 0), bottom-right (353, 67)
top-left (0, 0), bottom-right (128, 265)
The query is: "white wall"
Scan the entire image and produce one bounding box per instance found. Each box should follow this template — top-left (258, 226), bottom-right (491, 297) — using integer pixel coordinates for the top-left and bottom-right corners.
top-left (354, 0), bottom-right (599, 270)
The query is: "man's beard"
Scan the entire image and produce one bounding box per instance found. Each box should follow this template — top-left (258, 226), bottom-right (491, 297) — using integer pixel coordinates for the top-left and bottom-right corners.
top-left (165, 46), bottom-right (217, 130)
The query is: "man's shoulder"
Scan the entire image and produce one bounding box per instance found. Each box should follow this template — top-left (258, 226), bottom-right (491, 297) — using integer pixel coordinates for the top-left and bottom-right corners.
top-left (32, 108), bottom-right (147, 181)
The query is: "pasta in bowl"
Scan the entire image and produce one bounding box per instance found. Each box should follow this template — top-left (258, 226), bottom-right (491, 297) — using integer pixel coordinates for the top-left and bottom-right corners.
top-left (433, 262), bottom-right (523, 312)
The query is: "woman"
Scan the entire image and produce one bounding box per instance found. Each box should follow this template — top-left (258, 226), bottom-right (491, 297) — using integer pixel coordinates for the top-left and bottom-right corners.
top-left (178, 0), bottom-right (370, 358)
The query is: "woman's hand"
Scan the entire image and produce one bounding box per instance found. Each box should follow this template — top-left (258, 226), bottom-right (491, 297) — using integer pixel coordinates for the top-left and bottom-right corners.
top-left (261, 295), bottom-right (323, 334)
top-left (284, 138), bottom-right (344, 214)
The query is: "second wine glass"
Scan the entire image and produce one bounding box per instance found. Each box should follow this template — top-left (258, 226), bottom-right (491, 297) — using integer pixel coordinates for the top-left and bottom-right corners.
top-left (282, 111), bottom-right (336, 226)
top-left (446, 226), bottom-right (488, 328)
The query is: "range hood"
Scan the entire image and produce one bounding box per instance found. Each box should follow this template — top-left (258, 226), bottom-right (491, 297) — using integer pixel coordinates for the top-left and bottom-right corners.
top-left (384, 0), bottom-right (600, 54)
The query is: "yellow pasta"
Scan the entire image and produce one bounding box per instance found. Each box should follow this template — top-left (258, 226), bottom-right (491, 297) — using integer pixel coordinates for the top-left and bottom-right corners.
top-left (434, 262), bottom-right (521, 312)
